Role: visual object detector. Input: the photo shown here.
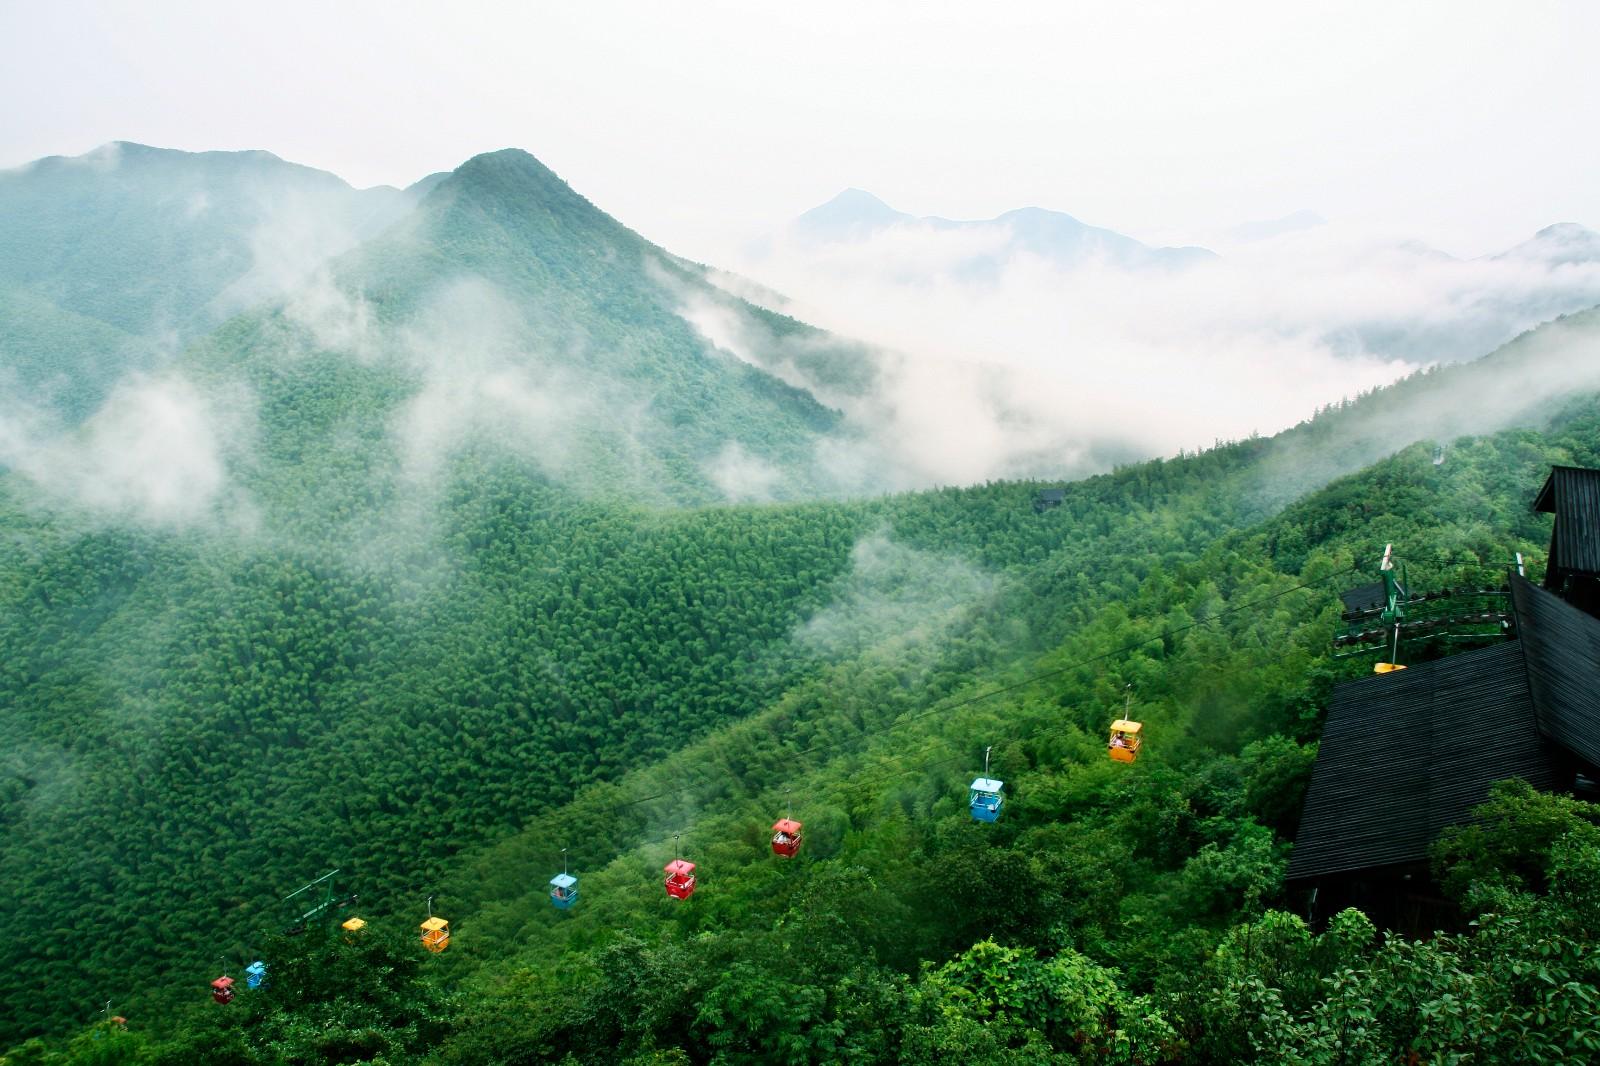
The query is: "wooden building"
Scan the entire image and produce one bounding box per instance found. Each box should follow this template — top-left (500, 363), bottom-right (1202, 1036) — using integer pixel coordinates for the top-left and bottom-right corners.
top-left (1287, 467), bottom-right (1600, 929)
top-left (1034, 488), bottom-right (1066, 513)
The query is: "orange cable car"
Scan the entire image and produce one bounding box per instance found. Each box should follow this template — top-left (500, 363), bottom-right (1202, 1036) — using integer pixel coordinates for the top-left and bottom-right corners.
top-left (1108, 719), bottom-right (1142, 763)
top-left (1108, 686), bottom-right (1143, 763)
top-left (419, 895), bottom-right (449, 952)
top-left (421, 916), bottom-right (450, 953)
top-left (211, 975), bottom-right (234, 1005)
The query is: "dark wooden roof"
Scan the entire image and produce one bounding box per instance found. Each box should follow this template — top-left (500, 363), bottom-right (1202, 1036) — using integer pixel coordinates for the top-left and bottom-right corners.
top-left (1339, 581), bottom-right (1387, 615)
top-left (1034, 488), bottom-right (1066, 512)
top-left (1534, 466), bottom-right (1600, 579)
top-left (1289, 575), bottom-right (1600, 883)
top-left (1514, 573), bottom-right (1600, 771)
top-left (1286, 642), bottom-right (1560, 882)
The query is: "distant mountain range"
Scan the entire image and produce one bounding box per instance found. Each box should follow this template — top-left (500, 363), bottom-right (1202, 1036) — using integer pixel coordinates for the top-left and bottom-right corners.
top-left (792, 188), bottom-right (1600, 273)
top-left (791, 188), bottom-right (1217, 273)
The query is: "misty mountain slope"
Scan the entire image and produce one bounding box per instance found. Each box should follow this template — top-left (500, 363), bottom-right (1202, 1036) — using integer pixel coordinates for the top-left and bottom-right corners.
top-left (175, 148), bottom-right (852, 510)
top-left (1238, 304), bottom-right (1600, 517)
top-left (0, 142), bottom-right (430, 407)
top-left (0, 142), bottom-right (424, 333)
top-left (0, 286), bottom-right (153, 419)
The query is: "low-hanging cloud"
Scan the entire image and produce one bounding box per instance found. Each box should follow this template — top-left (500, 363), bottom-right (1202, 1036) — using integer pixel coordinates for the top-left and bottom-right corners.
top-left (797, 528), bottom-right (997, 661)
top-left (715, 216), bottom-right (1600, 486)
top-left (704, 441), bottom-right (782, 503)
top-left (0, 371), bottom-right (255, 530)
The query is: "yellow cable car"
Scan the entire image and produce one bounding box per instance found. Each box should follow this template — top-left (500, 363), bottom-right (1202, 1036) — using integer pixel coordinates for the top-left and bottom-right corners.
top-left (1374, 662), bottom-right (1407, 674)
top-left (421, 916), bottom-right (450, 953)
top-left (340, 916), bottom-right (367, 941)
top-left (1108, 719), bottom-right (1142, 763)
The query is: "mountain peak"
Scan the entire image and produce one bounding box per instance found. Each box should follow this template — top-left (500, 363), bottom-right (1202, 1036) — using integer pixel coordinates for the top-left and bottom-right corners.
top-left (430, 147), bottom-right (607, 223)
top-left (829, 187), bottom-right (895, 210)
top-left (449, 147), bottom-right (569, 191)
top-left (795, 188), bottom-right (912, 239)
top-left (1497, 222), bottom-right (1600, 265)
top-left (996, 205), bottom-right (1086, 227)
top-left (1533, 221), bottom-right (1597, 241)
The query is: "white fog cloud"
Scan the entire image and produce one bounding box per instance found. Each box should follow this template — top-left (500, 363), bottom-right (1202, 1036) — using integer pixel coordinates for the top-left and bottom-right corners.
top-left (705, 441), bottom-right (782, 503)
top-left (798, 528), bottom-right (997, 661)
top-left (713, 217), bottom-right (1600, 486)
top-left (390, 278), bottom-right (596, 487)
top-left (0, 373), bottom-right (254, 530)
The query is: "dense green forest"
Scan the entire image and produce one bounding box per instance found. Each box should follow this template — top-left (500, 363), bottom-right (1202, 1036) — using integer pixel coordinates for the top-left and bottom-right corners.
top-left (4, 143), bottom-right (1600, 1063)
top-left (7, 386), bottom-right (1600, 1061)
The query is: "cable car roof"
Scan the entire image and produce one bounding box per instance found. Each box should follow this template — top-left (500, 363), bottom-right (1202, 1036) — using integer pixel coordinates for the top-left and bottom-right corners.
top-left (970, 777), bottom-right (1004, 792)
top-left (421, 917), bottom-right (448, 931)
top-left (664, 859), bottom-right (696, 876)
top-left (771, 818), bottom-right (802, 834)
top-left (1111, 720), bottom-right (1142, 732)
top-left (550, 873), bottom-right (577, 889)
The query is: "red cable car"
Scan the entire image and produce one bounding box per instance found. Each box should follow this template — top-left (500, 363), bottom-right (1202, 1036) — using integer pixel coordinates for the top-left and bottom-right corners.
top-left (664, 858), bottom-right (697, 900)
top-left (211, 975), bottom-right (234, 1005)
top-left (771, 818), bottom-right (803, 858)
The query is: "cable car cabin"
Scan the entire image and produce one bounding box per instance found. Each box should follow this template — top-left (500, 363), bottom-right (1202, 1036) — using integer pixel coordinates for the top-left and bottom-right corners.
top-left (550, 872), bottom-right (578, 909)
top-left (420, 916), bottom-right (450, 953)
top-left (1108, 720), bottom-right (1142, 763)
top-left (1374, 662), bottom-right (1407, 674)
top-left (771, 818), bottom-right (803, 858)
top-left (245, 961), bottom-right (267, 990)
top-left (211, 975), bottom-right (234, 1005)
top-left (664, 859), bottom-right (697, 900)
top-left (340, 916), bottom-right (367, 942)
top-left (969, 777), bottom-right (1005, 822)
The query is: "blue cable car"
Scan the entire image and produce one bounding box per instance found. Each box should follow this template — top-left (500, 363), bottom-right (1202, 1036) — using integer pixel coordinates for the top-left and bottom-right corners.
top-left (245, 961), bottom-right (267, 989)
top-left (550, 848), bottom-right (577, 909)
top-left (969, 777), bottom-right (1004, 822)
top-left (969, 746), bottom-right (1004, 822)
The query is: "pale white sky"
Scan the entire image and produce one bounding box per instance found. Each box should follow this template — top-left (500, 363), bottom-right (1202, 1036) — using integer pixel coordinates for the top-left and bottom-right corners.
top-left (2, 1), bottom-right (1597, 263)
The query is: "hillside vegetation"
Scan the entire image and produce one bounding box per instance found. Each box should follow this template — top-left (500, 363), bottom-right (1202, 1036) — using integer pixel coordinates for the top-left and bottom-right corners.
top-left (6, 382), bottom-right (1600, 1060)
